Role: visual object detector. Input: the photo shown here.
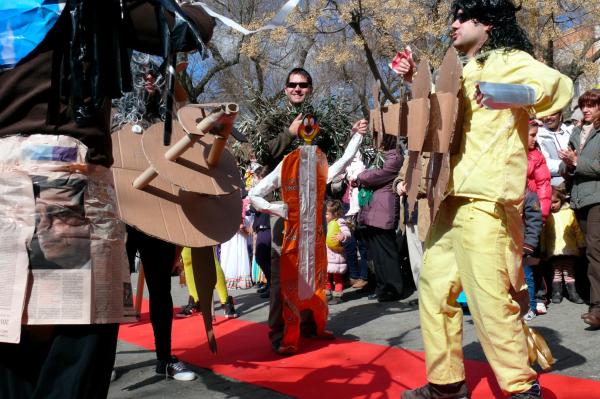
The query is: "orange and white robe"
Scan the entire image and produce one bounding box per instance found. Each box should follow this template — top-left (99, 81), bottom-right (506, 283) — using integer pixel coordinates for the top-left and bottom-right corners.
top-left (249, 133), bottom-right (363, 352)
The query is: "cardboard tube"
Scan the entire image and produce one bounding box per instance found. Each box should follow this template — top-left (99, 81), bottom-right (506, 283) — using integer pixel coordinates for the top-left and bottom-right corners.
top-left (164, 107), bottom-right (224, 161)
top-left (207, 104), bottom-right (238, 167)
top-left (132, 167), bottom-right (158, 189)
top-left (164, 133), bottom-right (199, 161)
top-left (166, 103), bottom-right (238, 162)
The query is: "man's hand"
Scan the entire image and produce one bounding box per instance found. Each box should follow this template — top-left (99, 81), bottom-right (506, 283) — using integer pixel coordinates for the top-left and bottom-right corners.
top-left (474, 83), bottom-right (484, 108)
top-left (390, 47), bottom-right (416, 83)
top-left (288, 114), bottom-right (303, 137)
top-left (396, 181), bottom-right (407, 196)
top-left (352, 119), bottom-right (369, 136)
top-left (559, 148), bottom-right (577, 167)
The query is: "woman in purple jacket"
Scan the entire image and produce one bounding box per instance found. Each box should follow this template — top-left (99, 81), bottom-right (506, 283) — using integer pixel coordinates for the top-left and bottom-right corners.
top-left (355, 134), bottom-right (405, 301)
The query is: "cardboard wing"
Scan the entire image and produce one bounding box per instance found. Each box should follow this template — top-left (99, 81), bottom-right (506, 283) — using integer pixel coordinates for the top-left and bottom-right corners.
top-left (404, 61), bottom-right (432, 214)
top-left (425, 48), bottom-right (464, 221)
top-left (424, 47), bottom-right (463, 154)
top-left (368, 81), bottom-right (407, 147)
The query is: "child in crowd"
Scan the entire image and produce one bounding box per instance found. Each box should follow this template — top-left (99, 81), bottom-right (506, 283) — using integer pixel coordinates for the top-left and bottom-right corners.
top-left (528, 119), bottom-right (552, 221)
top-left (251, 166), bottom-right (272, 298)
top-left (527, 119), bottom-right (552, 315)
top-left (176, 247), bottom-right (238, 318)
top-left (523, 190), bottom-right (544, 321)
top-left (221, 195), bottom-right (253, 290)
top-left (543, 184), bottom-right (586, 304)
top-left (343, 152), bottom-right (370, 289)
top-left (325, 200), bottom-right (352, 305)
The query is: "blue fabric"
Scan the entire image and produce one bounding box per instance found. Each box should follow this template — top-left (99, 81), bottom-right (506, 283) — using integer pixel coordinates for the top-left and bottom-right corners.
top-left (0, 1), bottom-right (65, 70)
top-left (524, 264), bottom-right (537, 312)
top-left (23, 145), bottom-right (78, 162)
top-left (457, 291), bottom-right (468, 305)
top-left (345, 233), bottom-right (369, 280)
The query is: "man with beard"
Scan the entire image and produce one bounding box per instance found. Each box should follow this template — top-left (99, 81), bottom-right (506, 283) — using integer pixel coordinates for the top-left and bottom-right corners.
top-left (394, 1), bottom-right (572, 398)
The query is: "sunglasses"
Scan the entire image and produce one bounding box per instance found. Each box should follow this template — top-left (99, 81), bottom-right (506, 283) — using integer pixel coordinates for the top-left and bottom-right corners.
top-left (286, 82), bottom-right (310, 89)
top-left (453, 11), bottom-right (472, 24)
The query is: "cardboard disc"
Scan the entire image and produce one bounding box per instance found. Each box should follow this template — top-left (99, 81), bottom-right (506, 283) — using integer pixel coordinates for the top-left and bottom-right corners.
top-left (178, 104), bottom-right (208, 135)
top-left (142, 122), bottom-right (240, 195)
top-left (111, 126), bottom-right (241, 247)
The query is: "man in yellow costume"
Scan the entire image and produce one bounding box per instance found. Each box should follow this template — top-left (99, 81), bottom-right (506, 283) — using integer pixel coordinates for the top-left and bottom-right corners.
top-left (395, 1), bottom-right (573, 398)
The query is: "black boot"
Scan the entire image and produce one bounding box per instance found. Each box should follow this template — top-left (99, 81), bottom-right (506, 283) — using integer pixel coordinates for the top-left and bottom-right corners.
top-left (401, 381), bottom-right (470, 399)
top-left (551, 282), bottom-right (563, 304)
top-left (222, 296), bottom-right (238, 319)
top-left (566, 282), bottom-right (584, 304)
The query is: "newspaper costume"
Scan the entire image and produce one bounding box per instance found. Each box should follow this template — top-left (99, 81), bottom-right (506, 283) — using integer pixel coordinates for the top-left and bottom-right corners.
top-left (0, 135), bottom-right (134, 343)
top-left (249, 117), bottom-right (363, 355)
top-left (0, 1), bottom-right (212, 345)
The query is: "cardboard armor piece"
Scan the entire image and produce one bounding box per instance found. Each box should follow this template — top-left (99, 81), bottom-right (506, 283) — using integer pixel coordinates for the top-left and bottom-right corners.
top-left (369, 47), bottom-right (464, 224)
top-left (112, 103), bottom-right (241, 353)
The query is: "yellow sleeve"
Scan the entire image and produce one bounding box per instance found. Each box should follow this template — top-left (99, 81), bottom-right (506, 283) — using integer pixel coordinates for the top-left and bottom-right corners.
top-left (492, 51), bottom-right (574, 118)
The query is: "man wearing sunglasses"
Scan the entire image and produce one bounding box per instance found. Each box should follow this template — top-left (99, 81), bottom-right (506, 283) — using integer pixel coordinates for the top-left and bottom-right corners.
top-left (395, 1), bottom-right (572, 398)
top-left (254, 68), bottom-right (319, 354)
top-left (258, 68), bottom-right (316, 172)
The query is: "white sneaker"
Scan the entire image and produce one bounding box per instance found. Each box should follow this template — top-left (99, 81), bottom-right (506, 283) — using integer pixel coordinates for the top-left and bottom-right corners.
top-left (156, 357), bottom-right (197, 381)
top-left (536, 302), bottom-right (547, 315)
top-left (523, 309), bottom-right (536, 322)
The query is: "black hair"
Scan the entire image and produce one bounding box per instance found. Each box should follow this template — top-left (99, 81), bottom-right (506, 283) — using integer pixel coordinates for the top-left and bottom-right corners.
top-left (286, 67), bottom-right (313, 87)
top-left (254, 166), bottom-right (269, 179)
top-left (381, 133), bottom-right (398, 151)
top-left (451, 0), bottom-right (534, 56)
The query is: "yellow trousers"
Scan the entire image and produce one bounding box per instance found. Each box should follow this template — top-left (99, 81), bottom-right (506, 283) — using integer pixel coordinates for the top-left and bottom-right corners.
top-left (419, 197), bottom-right (536, 394)
top-left (182, 247), bottom-right (228, 304)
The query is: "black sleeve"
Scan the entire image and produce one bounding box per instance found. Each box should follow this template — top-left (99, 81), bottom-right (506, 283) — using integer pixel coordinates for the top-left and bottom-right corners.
top-left (523, 191), bottom-right (543, 254)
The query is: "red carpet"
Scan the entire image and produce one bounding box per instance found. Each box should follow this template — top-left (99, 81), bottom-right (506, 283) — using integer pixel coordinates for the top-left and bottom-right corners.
top-left (118, 300), bottom-right (600, 398)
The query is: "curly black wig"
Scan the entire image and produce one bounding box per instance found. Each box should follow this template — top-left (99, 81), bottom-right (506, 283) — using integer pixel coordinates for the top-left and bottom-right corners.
top-left (451, 0), bottom-right (534, 56)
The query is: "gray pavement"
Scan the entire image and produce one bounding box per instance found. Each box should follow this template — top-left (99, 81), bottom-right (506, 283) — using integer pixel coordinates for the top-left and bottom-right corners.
top-left (109, 274), bottom-right (600, 398)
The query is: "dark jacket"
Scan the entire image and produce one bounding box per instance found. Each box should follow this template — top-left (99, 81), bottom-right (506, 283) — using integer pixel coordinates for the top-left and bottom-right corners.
top-left (356, 149), bottom-right (404, 230)
top-left (523, 190), bottom-right (543, 256)
top-left (561, 124), bottom-right (600, 210)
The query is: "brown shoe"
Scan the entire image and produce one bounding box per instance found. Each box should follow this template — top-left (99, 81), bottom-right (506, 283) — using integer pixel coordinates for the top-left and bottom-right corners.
top-left (352, 279), bottom-right (368, 289)
top-left (401, 381), bottom-right (470, 399)
top-left (583, 313), bottom-right (600, 329)
top-left (349, 278), bottom-right (358, 285)
top-left (581, 312), bottom-right (590, 319)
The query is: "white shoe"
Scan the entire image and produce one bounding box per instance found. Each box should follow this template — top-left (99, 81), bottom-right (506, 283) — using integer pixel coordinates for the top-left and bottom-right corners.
top-left (156, 357), bottom-right (197, 381)
top-left (523, 309), bottom-right (536, 322)
top-left (536, 302), bottom-right (547, 315)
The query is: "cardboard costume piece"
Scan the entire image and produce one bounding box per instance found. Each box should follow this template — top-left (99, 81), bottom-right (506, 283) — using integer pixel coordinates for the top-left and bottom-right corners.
top-left (112, 103), bottom-right (241, 352)
top-left (249, 117), bottom-right (364, 354)
top-left (369, 48), bottom-right (464, 224)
